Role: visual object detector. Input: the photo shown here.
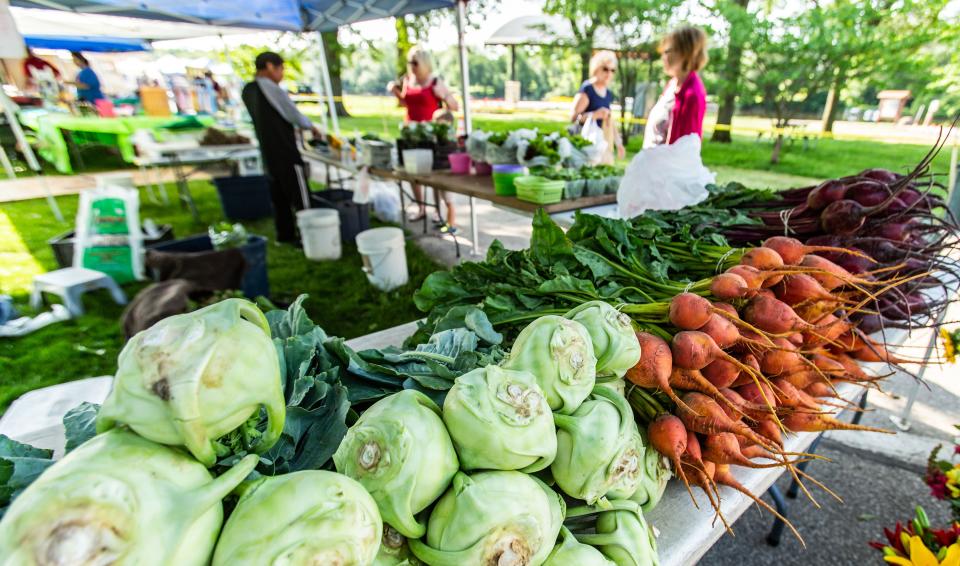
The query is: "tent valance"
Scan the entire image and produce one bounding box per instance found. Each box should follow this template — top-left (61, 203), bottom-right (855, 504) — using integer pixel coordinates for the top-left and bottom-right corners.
top-left (24, 34), bottom-right (150, 52)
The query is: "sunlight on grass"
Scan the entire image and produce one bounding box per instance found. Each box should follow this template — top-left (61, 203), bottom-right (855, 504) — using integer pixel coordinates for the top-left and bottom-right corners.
top-left (0, 208), bottom-right (46, 295)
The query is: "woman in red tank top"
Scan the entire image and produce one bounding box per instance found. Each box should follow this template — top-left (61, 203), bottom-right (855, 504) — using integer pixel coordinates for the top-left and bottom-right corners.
top-left (388, 46), bottom-right (460, 228)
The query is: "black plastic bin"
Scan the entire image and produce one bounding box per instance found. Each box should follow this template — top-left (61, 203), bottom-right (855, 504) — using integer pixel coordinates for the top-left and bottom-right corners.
top-left (149, 234), bottom-right (269, 299)
top-left (309, 190), bottom-right (370, 244)
top-left (213, 176), bottom-right (273, 221)
top-left (48, 225), bottom-right (175, 269)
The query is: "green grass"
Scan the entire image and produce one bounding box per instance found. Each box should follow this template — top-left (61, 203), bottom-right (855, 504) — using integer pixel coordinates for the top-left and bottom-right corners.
top-left (0, 181), bottom-right (442, 411)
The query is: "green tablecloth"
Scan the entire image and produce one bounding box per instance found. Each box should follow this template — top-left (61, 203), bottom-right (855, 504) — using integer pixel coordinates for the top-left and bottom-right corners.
top-left (17, 109), bottom-right (215, 174)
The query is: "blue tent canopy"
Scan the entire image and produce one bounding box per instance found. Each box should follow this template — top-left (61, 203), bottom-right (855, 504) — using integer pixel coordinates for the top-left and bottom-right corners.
top-left (24, 35), bottom-right (150, 52)
top-left (9, 0), bottom-right (455, 31)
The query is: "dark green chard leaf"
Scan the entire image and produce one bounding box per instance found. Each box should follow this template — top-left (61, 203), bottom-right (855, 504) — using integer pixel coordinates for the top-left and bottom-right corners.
top-left (63, 402), bottom-right (99, 453)
top-left (0, 436), bottom-right (54, 518)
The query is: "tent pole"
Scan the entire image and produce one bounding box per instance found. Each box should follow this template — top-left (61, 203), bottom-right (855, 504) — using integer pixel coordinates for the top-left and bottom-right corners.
top-left (455, 0), bottom-right (471, 133)
top-left (315, 32), bottom-right (340, 136)
top-left (0, 91), bottom-right (63, 222)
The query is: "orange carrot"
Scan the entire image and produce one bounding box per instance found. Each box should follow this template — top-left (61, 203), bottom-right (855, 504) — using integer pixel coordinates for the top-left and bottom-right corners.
top-left (782, 411), bottom-right (892, 434)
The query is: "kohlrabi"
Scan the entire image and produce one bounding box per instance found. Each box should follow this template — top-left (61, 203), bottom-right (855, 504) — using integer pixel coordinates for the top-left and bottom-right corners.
top-left (212, 470), bottom-right (382, 565)
top-left (374, 525), bottom-right (424, 566)
top-left (565, 301), bottom-right (641, 379)
top-left (0, 429), bottom-right (257, 566)
top-left (543, 527), bottom-right (615, 566)
top-left (334, 390), bottom-right (458, 538)
top-left (409, 471), bottom-right (565, 566)
top-left (574, 501), bottom-right (660, 566)
top-left (552, 386), bottom-right (645, 504)
top-left (443, 365), bottom-right (556, 472)
top-left (97, 298), bottom-right (285, 467)
top-left (629, 430), bottom-right (671, 513)
top-left (501, 315), bottom-right (597, 414)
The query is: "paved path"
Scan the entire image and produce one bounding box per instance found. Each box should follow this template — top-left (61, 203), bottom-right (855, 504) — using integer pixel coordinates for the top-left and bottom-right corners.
top-left (0, 167), bottom-right (218, 203)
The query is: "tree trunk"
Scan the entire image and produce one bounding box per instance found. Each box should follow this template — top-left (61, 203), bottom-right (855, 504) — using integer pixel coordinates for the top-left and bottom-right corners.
top-left (770, 133), bottom-right (783, 164)
top-left (820, 66), bottom-right (845, 133)
top-left (579, 47), bottom-right (591, 83)
top-left (321, 30), bottom-right (350, 117)
top-left (711, 0), bottom-right (749, 144)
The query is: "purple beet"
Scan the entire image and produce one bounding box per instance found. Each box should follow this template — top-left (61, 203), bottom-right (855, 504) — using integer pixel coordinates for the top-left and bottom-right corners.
top-left (845, 181), bottom-right (890, 207)
top-left (858, 168), bottom-right (900, 184)
top-left (806, 179), bottom-right (849, 211)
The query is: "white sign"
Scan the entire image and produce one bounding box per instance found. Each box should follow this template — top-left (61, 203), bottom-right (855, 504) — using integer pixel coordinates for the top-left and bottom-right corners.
top-left (0, 0), bottom-right (26, 59)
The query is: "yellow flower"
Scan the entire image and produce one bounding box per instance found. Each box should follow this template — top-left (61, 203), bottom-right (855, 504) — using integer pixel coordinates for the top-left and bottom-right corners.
top-left (946, 466), bottom-right (960, 499)
top-left (884, 538), bottom-right (960, 566)
top-left (942, 328), bottom-right (957, 364)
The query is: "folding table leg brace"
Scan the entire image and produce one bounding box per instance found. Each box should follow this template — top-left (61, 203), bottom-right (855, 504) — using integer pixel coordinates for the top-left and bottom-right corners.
top-left (765, 389), bottom-right (869, 546)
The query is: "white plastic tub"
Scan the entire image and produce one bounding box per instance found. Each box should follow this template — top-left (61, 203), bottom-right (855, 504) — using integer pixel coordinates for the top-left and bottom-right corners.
top-left (356, 227), bottom-right (408, 291)
top-left (297, 208), bottom-right (341, 261)
top-left (402, 149), bottom-right (434, 174)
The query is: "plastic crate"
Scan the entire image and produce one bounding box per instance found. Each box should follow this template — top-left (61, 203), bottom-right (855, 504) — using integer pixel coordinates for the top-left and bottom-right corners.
top-left (149, 234), bottom-right (269, 299)
top-left (48, 224), bottom-right (175, 269)
top-left (514, 176), bottom-right (564, 205)
top-left (213, 175), bottom-right (273, 221)
top-left (309, 190), bottom-right (371, 244)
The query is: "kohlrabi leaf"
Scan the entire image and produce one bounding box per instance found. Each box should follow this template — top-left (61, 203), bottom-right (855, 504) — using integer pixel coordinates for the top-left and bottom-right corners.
top-left (63, 402), bottom-right (99, 454)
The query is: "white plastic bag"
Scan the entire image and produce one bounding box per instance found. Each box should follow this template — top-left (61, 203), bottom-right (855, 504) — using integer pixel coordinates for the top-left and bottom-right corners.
top-left (369, 180), bottom-right (402, 224)
top-left (354, 166), bottom-right (371, 204)
top-left (617, 134), bottom-right (715, 219)
top-left (579, 113), bottom-right (608, 157)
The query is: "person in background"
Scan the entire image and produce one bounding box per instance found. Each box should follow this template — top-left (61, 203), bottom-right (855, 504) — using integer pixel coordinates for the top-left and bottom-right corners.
top-left (643, 26), bottom-right (709, 149)
top-left (387, 46), bottom-right (460, 232)
top-left (242, 51), bottom-right (322, 245)
top-left (70, 51), bottom-right (104, 104)
top-left (570, 50), bottom-right (625, 163)
top-left (206, 70), bottom-right (228, 107)
top-left (22, 48), bottom-right (60, 90)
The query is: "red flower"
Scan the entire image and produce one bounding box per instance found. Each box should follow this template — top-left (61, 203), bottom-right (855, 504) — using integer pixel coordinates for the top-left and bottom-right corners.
top-left (927, 470), bottom-right (950, 500)
top-left (871, 521), bottom-right (915, 555)
top-left (931, 523), bottom-right (960, 548)
top-left (954, 444), bottom-right (960, 456)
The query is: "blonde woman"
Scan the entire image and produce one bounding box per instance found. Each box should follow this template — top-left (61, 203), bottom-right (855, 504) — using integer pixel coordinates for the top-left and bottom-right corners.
top-left (570, 50), bottom-right (624, 162)
top-left (387, 46), bottom-right (460, 230)
top-left (643, 26), bottom-right (709, 148)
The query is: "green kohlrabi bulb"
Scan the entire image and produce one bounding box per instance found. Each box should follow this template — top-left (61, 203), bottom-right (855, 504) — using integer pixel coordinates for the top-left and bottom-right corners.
top-left (97, 298), bottom-right (285, 467)
top-left (577, 502), bottom-right (660, 566)
top-left (212, 470), bottom-right (382, 565)
top-left (334, 390), bottom-right (459, 538)
top-left (543, 527), bottom-right (616, 566)
top-left (565, 301), bottom-right (641, 379)
top-left (0, 429), bottom-right (258, 566)
top-left (551, 386), bottom-right (645, 504)
top-left (443, 365), bottom-right (557, 473)
top-left (629, 430), bottom-right (671, 514)
top-left (373, 525), bottom-right (425, 566)
top-left (501, 315), bottom-right (597, 414)
top-left (409, 471), bottom-right (565, 566)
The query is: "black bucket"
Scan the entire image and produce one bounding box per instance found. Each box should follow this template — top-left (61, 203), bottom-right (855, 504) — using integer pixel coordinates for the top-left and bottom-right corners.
top-left (309, 190), bottom-right (370, 244)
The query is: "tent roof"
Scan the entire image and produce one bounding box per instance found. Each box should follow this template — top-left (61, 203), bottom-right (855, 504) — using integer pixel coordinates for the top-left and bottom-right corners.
top-left (11, 7), bottom-right (254, 41)
top-left (485, 14), bottom-right (621, 50)
top-left (9, 0), bottom-right (456, 32)
top-left (24, 34), bottom-right (150, 51)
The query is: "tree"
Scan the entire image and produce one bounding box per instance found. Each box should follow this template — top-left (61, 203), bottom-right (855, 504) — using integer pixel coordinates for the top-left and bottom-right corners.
top-left (706, 0), bottom-right (753, 143)
top-left (742, 4), bottom-right (833, 163)
top-left (819, 1), bottom-right (949, 133)
top-left (543, 0), bottom-right (612, 82)
top-left (322, 29), bottom-right (350, 117)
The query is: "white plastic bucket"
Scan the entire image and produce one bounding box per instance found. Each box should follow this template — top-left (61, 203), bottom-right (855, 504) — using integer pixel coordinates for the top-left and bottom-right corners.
top-left (402, 149), bottom-right (433, 174)
top-left (356, 227), bottom-right (408, 291)
top-left (297, 209), bottom-right (341, 261)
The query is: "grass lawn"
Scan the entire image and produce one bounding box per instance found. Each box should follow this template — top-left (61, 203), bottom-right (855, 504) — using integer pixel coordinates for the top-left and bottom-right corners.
top-left (0, 181), bottom-right (442, 411)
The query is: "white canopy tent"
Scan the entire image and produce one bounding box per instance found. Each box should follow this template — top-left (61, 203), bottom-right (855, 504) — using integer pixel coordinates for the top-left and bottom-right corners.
top-left (11, 7), bottom-right (256, 41)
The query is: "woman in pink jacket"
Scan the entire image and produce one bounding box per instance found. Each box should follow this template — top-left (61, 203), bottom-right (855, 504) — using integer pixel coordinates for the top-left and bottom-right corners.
top-left (643, 26), bottom-right (709, 148)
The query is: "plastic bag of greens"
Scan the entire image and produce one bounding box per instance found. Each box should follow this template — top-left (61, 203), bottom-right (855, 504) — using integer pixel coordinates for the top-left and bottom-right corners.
top-left (466, 131), bottom-right (490, 163)
top-left (209, 222), bottom-right (248, 250)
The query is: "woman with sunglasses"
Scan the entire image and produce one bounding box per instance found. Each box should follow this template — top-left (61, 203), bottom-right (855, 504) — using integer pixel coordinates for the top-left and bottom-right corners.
top-left (388, 46), bottom-right (461, 230)
top-left (643, 26), bottom-right (708, 149)
top-left (570, 50), bottom-right (625, 163)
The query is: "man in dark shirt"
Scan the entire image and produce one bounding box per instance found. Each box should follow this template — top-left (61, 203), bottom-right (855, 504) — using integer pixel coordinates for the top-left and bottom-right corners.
top-left (241, 52), bottom-right (321, 244)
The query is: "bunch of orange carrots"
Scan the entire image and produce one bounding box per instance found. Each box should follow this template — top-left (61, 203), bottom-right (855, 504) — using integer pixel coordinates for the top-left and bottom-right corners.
top-left (623, 235), bottom-right (922, 541)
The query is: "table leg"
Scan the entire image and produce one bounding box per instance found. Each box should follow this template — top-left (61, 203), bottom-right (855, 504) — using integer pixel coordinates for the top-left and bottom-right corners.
top-left (173, 161), bottom-right (199, 221)
top-left (140, 165), bottom-right (159, 204)
top-left (469, 196), bottom-right (480, 256)
top-left (765, 485), bottom-right (789, 547)
top-left (156, 167), bottom-right (170, 205)
top-left (398, 181), bottom-right (407, 229)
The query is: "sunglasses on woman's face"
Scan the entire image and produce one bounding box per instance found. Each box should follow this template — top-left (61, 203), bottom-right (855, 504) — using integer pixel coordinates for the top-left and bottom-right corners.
top-left (408, 60), bottom-right (419, 67)
top-left (603, 67), bottom-right (616, 74)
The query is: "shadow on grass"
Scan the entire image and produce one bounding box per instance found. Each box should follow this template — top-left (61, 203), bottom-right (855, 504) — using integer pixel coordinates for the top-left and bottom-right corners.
top-left (0, 180), bottom-right (442, 411)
